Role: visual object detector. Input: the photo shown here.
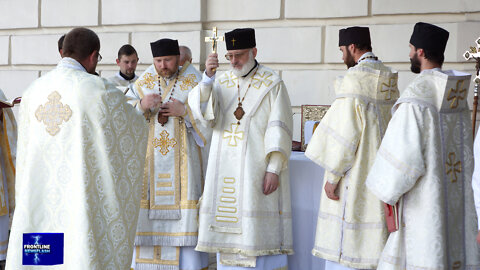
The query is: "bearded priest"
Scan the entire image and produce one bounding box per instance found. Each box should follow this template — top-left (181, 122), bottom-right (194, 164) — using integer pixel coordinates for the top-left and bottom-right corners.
top-left (188, 28), bottom-right (293, 269)
top-left (126, 38), bottom-right (210, 270)
top-left (366, 22), bottom-right (480, 269)
top-left (305, 26), bottom-right (399, 270)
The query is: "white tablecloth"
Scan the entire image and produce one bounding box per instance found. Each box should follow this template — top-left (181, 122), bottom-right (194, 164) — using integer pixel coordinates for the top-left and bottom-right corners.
top-left (288, 151), bottom-right (326, 270)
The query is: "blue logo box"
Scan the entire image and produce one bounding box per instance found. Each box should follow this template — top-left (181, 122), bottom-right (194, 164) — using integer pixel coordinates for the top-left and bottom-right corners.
top-left (23, 233), bottom-right (64, 265)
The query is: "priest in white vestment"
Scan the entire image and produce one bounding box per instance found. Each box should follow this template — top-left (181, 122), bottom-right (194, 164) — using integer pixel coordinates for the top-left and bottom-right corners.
top-left (305, 26), bottom-right (399, 270)
top-left (0, 89), bottom-right (17, 261)
top-left (6, 28), bottom-right (148, 270)
top-left (126, 38), bottom-right (209, 270)
top-left (108, 44), bottom-right (139, 92)
top-left (366, 22), bottom-right (480, 269)
top-left (189, 28), bottom-right (293, 269)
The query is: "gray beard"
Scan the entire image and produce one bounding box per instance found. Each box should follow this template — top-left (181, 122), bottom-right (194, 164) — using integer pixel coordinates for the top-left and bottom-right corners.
top-left (231, 54), bottom-right (256, 77)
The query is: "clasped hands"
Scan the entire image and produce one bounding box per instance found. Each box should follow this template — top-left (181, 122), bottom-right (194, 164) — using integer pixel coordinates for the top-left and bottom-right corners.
top-left (140, 93), bottom-right (186, 117)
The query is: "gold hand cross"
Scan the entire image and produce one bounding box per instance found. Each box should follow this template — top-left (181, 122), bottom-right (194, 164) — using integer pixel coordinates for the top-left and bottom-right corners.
top-left (205, 27), bottom-right (225, 54)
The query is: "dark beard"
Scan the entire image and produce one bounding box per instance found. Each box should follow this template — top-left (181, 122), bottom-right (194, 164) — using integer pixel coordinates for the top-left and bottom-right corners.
top-left (344, 49), bottom-right (356, 69)
top-left (410, 53), bottom-right (421, 74)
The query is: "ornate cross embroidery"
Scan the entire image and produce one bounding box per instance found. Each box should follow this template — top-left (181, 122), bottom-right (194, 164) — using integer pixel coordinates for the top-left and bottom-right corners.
top-left (252, 71), bottom-right (273, 89)
top-left (35, 91), bottom-right (72, 136)
top-left (137, 73), bottom-right (158, 89)
top-left (219, 73), bottom-right (237, 88)
top-left (153, 130), bottom-right (177, 155)
top-left (179, 74), bottom-right (198, 91)
top-left (231, 38), bottom-right (236, 47)
top-left (223, 123), bottom-right (244, 147)
top-left (446, 80), bottom-right (467, 109)
top-left (381, 78), bottom-right (397, 100)
top-left (445, 152), bottom-right (462, 183)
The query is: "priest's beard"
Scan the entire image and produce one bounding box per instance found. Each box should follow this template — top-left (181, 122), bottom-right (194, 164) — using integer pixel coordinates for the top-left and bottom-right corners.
top-left (232, 50), bottom-right (256, 77)
top-left (156, 61), bottom-right (179, 79)
top-left (344, 49), bottom-right (356, 69)
top-left (410, 53), bottom-right (421, 74)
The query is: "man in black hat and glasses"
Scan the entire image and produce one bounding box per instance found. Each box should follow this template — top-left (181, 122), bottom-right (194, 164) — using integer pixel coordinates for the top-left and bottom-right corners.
top-left (305, 26), bottom-right (399, 270)
top-left (126, 38), bottom-right (209, 270)
top-left (189, 28), bottom-right (293, 269)
top-left (366, 22), bottom-right (480, 268)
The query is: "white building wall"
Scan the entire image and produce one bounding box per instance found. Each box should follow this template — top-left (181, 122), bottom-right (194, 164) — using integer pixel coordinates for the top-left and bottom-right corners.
top-left (0, 1), bottom-right (479, 140)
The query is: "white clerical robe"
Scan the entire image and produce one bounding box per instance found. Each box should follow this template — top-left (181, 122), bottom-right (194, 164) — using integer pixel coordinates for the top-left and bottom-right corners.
top-left (305, 57), bottom-right (399, 269)
top-left (188, 64), bottom-right (293, 268)
top-left (366, 69), bottom-right (480, 269)
top-left (0, 89), bottom-right (16, 260)
top-left (127, 62), bottom-right (209, 270)
top-left (108, 71), bottom-right (139, 92)
top-left (6, 57), bottom-right (148, 269)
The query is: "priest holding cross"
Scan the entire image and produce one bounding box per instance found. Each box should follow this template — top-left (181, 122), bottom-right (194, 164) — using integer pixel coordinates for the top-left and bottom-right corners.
top-left (189, 28), bottom-right (294, 269)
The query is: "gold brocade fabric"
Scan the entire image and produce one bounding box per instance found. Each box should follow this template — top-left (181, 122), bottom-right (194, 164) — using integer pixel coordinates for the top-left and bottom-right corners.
top-left (128, 63), bottom-right (210, 270)
top-left (305, 60), bottom-right (399, 268)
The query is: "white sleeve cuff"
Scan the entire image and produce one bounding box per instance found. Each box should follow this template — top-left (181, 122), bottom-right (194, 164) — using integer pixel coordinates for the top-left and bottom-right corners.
top-left (201, 71), bottom-right (215, 85)
top-left (266, 152), bottom-right (283, 175)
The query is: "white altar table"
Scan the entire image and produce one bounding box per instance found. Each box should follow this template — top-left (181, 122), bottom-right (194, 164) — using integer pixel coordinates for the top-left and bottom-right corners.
top-left (288, 151), bottom-right (326, 270)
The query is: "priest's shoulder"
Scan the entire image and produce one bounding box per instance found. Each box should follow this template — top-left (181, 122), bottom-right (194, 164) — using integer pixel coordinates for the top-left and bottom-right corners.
top-left (257, 64), bottom-right (280, 82)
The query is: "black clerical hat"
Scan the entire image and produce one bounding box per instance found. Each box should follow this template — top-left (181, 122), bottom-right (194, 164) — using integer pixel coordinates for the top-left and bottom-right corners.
top-left (409, 22), bottom-right (449, 54)
top-left (150, 39), bottom-right (180, 57)
top-left (338, 26), bottom-right (371, 47)
top-left (225, 28), bottom-right (256, 50)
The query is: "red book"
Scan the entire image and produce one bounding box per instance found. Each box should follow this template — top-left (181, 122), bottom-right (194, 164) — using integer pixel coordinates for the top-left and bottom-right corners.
top-left (384, 202), bottom-right (399, 232)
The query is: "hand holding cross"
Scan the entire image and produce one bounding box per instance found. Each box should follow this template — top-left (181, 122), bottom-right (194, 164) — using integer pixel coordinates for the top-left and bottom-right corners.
top-left (205, 27), bottom-right (224, 77)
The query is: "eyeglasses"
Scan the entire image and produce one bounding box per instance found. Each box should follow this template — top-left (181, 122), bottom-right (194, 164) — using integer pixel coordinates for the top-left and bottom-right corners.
top-left (225, 51), bottom-right (249, 61)
top-left (97, 53), bottom-right (102, 62)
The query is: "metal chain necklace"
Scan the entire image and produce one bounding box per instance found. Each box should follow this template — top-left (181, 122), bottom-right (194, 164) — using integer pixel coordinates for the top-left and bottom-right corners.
top-left (157, 75), bottom-right (178, 126)
top-left (233, 67), bottom-right (258, 125)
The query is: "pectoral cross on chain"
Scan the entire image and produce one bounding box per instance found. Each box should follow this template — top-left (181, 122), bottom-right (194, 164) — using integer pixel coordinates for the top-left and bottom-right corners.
top-left (205, 27), bottom-right (225, 54)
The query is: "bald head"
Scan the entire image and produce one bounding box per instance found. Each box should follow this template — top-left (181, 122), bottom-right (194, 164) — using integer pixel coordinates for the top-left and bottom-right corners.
top-left (179, 45), bottom-right (192, 66)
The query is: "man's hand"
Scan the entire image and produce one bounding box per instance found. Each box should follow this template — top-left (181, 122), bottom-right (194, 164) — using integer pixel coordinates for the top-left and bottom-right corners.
top-left (140, 94), bottom-right (162, 111)
top-left (476, 230), bottom-right (480, 245)
top-left (263, 172), bottom-right (279, 195)
top-left (205, 53), bottom-right (219, 78)
top-left (160, 98), bottom-right (186, 117)
top-left (324, 182), bottom-right (339, 200)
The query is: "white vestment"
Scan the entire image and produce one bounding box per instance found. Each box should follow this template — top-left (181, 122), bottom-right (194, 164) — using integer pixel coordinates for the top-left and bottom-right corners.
top-left (127, 62), bottom-right (209, 270)
top-left (0, 89), bottom-right (16, 260)
top-left (108, 71), bottom-right (139, 92)
top-left (189, 64), bottom-right (293, 268)
top-left (6, 57), bottom-right (148, 269)
top-left (305, 56), bottom-right (399, 269)
top-left (366, 69), bottom-right (480, 269)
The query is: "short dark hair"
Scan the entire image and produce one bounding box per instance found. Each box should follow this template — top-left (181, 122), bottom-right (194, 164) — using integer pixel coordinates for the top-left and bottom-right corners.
top-left (62, 28), bottom-right (100, 61)
top-left (118, 44), bottom-right (137, 59)
top-left (58, 34), bottom-right (65, 52)
top-left (423, 48), bottom-right (445, 66)
top-left (353, 43), bottom-right (372, 52)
